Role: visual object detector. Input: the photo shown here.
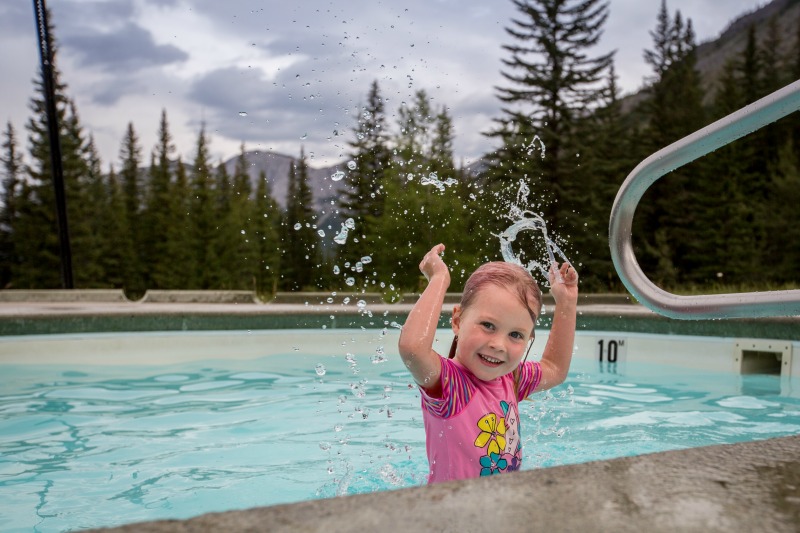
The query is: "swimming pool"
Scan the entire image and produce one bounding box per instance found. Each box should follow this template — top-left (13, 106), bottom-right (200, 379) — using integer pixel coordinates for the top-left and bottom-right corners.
top-left (1, 329), bottom-right (799, 532)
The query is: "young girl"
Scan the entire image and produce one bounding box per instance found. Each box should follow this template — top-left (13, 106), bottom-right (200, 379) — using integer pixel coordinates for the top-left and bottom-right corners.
top-left (398, 243), bottom-right (578, 483)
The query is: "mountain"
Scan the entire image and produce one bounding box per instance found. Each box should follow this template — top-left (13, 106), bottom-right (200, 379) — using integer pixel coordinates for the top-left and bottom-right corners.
top-left (622, 0), bottom-right (800, 110)
top-left (694, 0), bottom-right (800, 103)
top-left (221, 150), bottom-right (346, 212)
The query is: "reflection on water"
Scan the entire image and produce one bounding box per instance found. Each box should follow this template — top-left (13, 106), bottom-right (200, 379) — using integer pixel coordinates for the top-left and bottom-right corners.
top-left (1, 352), bottom-right (799, 531)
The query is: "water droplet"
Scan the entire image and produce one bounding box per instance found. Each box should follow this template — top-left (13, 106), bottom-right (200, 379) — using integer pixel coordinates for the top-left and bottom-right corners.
top-left (333, 265), bottom-right (341, 275)
top-left (317, 229), bottom-right (325, 237)
top-left (331, 170), bottom-right (345, 182)
top-left (345, 277), bottom-right (355, 286)
top-left (315, 363), bottom-right (326, 376)
top-left (356, 300), bottom-right (367, 310)
top-left (293, 223), bottom-right (302, 230)
top-left (334, 424), bottom-right (343, 432)
top-left (300, 133), bottom-right (308, 140)
top-left (240, 230), bottom-right (246, 235)
top-left (360, 256), bottom-right (372, 264)
top-left (344, 218), bottom-right (356, 230)
top-left (319, 442), bottom-right (331, 451)
top-left (238, 111), bottom-right (248, 117)
top-left (334, 226), bottom-right (349, 245)
top-left (347, 160), bottom-right (357, 170)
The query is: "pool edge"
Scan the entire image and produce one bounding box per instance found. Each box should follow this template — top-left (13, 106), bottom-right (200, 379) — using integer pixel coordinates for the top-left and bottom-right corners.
top-left (86, 433), bottom-right (800, 533)
top-left (1, 301), bottom-right (799, 340)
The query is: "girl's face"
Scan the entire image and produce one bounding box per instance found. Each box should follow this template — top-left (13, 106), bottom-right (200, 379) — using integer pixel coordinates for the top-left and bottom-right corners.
top-left (451, 284), bottom-right (536, 381)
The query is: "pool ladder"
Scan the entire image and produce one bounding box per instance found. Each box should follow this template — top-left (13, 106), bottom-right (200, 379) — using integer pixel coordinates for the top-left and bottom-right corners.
top-left (609, 79), bottom-right (800, 320)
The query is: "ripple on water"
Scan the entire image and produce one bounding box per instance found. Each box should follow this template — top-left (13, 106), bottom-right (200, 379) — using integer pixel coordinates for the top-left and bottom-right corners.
top-left (716, 395), bottom-right (782, 409)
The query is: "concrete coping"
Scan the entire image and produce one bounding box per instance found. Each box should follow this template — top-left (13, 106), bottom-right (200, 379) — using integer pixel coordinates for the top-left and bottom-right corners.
top-left (0, 290), bottom-right (636, 306)
top-left (139, 290), bottom-right (261, 304)
top-left (0, 289), bottom-right (130, 303)
top-left (90, 434), bottom-right (800, 533)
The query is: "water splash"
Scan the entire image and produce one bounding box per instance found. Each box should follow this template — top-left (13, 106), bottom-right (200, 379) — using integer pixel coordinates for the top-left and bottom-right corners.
top-left (499, 212), bottom-right (570, 283)
top-left (333, 218), bottom-right (356, 245)
top-left (420, 172), bottom-right (458, 192)
top-left (526, 135), bottom-right (546, 159)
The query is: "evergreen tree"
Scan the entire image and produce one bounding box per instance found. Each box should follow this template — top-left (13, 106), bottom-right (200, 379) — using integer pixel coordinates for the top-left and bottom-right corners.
top-left (280, 148), bottom-right (318, 290)
top-left (77, 134), bottom-right (109, 286)
top-left (118, 122), bottom-right (145, 294)
top-left (165, 158), bottom-right (194, 287)
top-left (635, 2), bottom-right (706, 286)
top-left (210, 161), bottom-right (234, 288)
top-left (489, 0), bottom-right (614, 283)
top-left (188, 124), bottom-right (216, 289)
top-left (0, 122), bottom-right (23, 288)
top-left (253, 169), bottom-right (281, 296)
top-left (228, 144), bottom-right (258, 289)
top-left (338, 80), bottom-right (392, 264)
top-left (141, 109), bottom-right (176, 289)
top-left (365, 94), bottom-right (485, 294)
top-left (16, 22), bottom-right (84, 288)
top-left (572, 65), bottom-right (635, 290)
top-left (102, 164), bottom-right (133, 289)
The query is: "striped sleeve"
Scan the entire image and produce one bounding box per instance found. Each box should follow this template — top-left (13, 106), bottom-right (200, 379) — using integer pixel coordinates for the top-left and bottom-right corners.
top-left (420, 357), bottom-right (473, 419)
top-left (515, 360), bottom-right (542, 401)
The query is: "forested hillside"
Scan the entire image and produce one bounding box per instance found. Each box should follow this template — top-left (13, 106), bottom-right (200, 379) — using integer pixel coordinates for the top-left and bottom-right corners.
top-left (1, 0), bottom-right (798, 298)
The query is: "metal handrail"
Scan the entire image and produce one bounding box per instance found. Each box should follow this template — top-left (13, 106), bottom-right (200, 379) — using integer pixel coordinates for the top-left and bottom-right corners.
top-left (609, 79), bottom-right (800, 319)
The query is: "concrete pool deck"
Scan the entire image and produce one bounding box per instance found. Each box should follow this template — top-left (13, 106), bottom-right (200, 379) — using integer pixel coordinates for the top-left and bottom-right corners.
top-left (89, 434), bottom-right (800, 533)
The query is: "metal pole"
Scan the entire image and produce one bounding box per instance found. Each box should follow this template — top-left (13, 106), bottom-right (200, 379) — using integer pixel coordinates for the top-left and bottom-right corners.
top-left (32, 0), bottom-right (73, 289)
top-left (608, 80), bottom-right (800, 319)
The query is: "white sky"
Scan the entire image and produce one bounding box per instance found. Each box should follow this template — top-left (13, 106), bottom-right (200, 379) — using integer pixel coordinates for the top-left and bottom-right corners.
top-left (0, 0), bottom-right (769, 169)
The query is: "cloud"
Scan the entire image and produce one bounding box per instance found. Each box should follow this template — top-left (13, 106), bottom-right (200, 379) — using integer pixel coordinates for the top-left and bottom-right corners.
top-left (0, 3), bottom-right (34, 38)
top-left (61, 21), bottom-right (188, 72)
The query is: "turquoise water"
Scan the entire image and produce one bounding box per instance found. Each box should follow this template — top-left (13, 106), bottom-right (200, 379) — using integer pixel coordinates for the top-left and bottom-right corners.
top-left (1, 341), bottom-right (799, 532)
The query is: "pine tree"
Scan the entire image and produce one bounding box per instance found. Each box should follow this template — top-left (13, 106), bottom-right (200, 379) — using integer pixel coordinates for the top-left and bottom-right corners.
top-left (0, 122), bottom-right (23, 288)
top-left (118, 122), bottom-right (145, 294)
top-left (280, 148), bottom-right (318, 290)
top-left (489, 0), bottom-right (614, 253)
top-left (16, 22), bottom-right (81, 288)
top-left (338, 80), bottom-right (392, 264)
top-left (77, 135), bottom-right (108, 286)
top-left (635, 3), bottom-right (706, 286)
top-left (210, 161), bottom-right (234, 288)
top-left (253, 169), bottom-right (281, 296)
top-left (228, 144), bottom-right (258, 289)
top-left (102, 164), bottom-right (133, 290)
top-left (188, 124), bottom-right (216, 289)
top-left (165, 158), bottom-right (194, 288)
top-left (572, 65), bottom-right (635, 290)
top-left (141, 109), bottom-right (176, 289)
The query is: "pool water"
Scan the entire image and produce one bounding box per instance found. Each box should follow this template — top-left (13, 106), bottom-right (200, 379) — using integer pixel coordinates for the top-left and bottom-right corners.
top-left (1, 336), bottom-right (799, 532)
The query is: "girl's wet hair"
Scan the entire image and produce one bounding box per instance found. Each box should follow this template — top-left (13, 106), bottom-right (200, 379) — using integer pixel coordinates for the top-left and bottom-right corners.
top-left (448, 262), bottom-right (543, 359)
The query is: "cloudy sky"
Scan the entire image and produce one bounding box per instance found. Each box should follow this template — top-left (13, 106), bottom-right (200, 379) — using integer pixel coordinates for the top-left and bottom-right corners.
top-left (1, 0), bottom-right (767, 169)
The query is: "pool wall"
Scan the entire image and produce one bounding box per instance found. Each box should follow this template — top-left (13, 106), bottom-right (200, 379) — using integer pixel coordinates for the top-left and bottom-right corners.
top-left (2, 328), bottom-right (798, 385)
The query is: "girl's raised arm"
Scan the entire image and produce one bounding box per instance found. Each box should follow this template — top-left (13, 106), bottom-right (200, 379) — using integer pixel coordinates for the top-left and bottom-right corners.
top-left (398, 243), bottom-right (450, 393)
top-left (536, 261), bottom-right (578, 391)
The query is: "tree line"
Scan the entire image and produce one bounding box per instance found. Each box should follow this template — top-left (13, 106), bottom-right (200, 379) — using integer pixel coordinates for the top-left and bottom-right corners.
top-left (1, 0), bottom-right (798, 298)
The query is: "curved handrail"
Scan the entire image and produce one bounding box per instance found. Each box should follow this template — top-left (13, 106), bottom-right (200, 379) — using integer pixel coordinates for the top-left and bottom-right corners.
top-left (609, 80), bottom-right (800, 319)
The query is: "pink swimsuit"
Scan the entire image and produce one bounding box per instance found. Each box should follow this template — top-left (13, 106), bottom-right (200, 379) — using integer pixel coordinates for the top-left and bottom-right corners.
top-left (420, 356), bottom-right (542, 483)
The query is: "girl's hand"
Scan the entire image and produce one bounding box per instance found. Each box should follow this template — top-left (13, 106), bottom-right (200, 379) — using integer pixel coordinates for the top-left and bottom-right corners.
top-left (549, 262), bottom-right (578, 306)
top-left (420, 243), bottom-right (449, 283)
